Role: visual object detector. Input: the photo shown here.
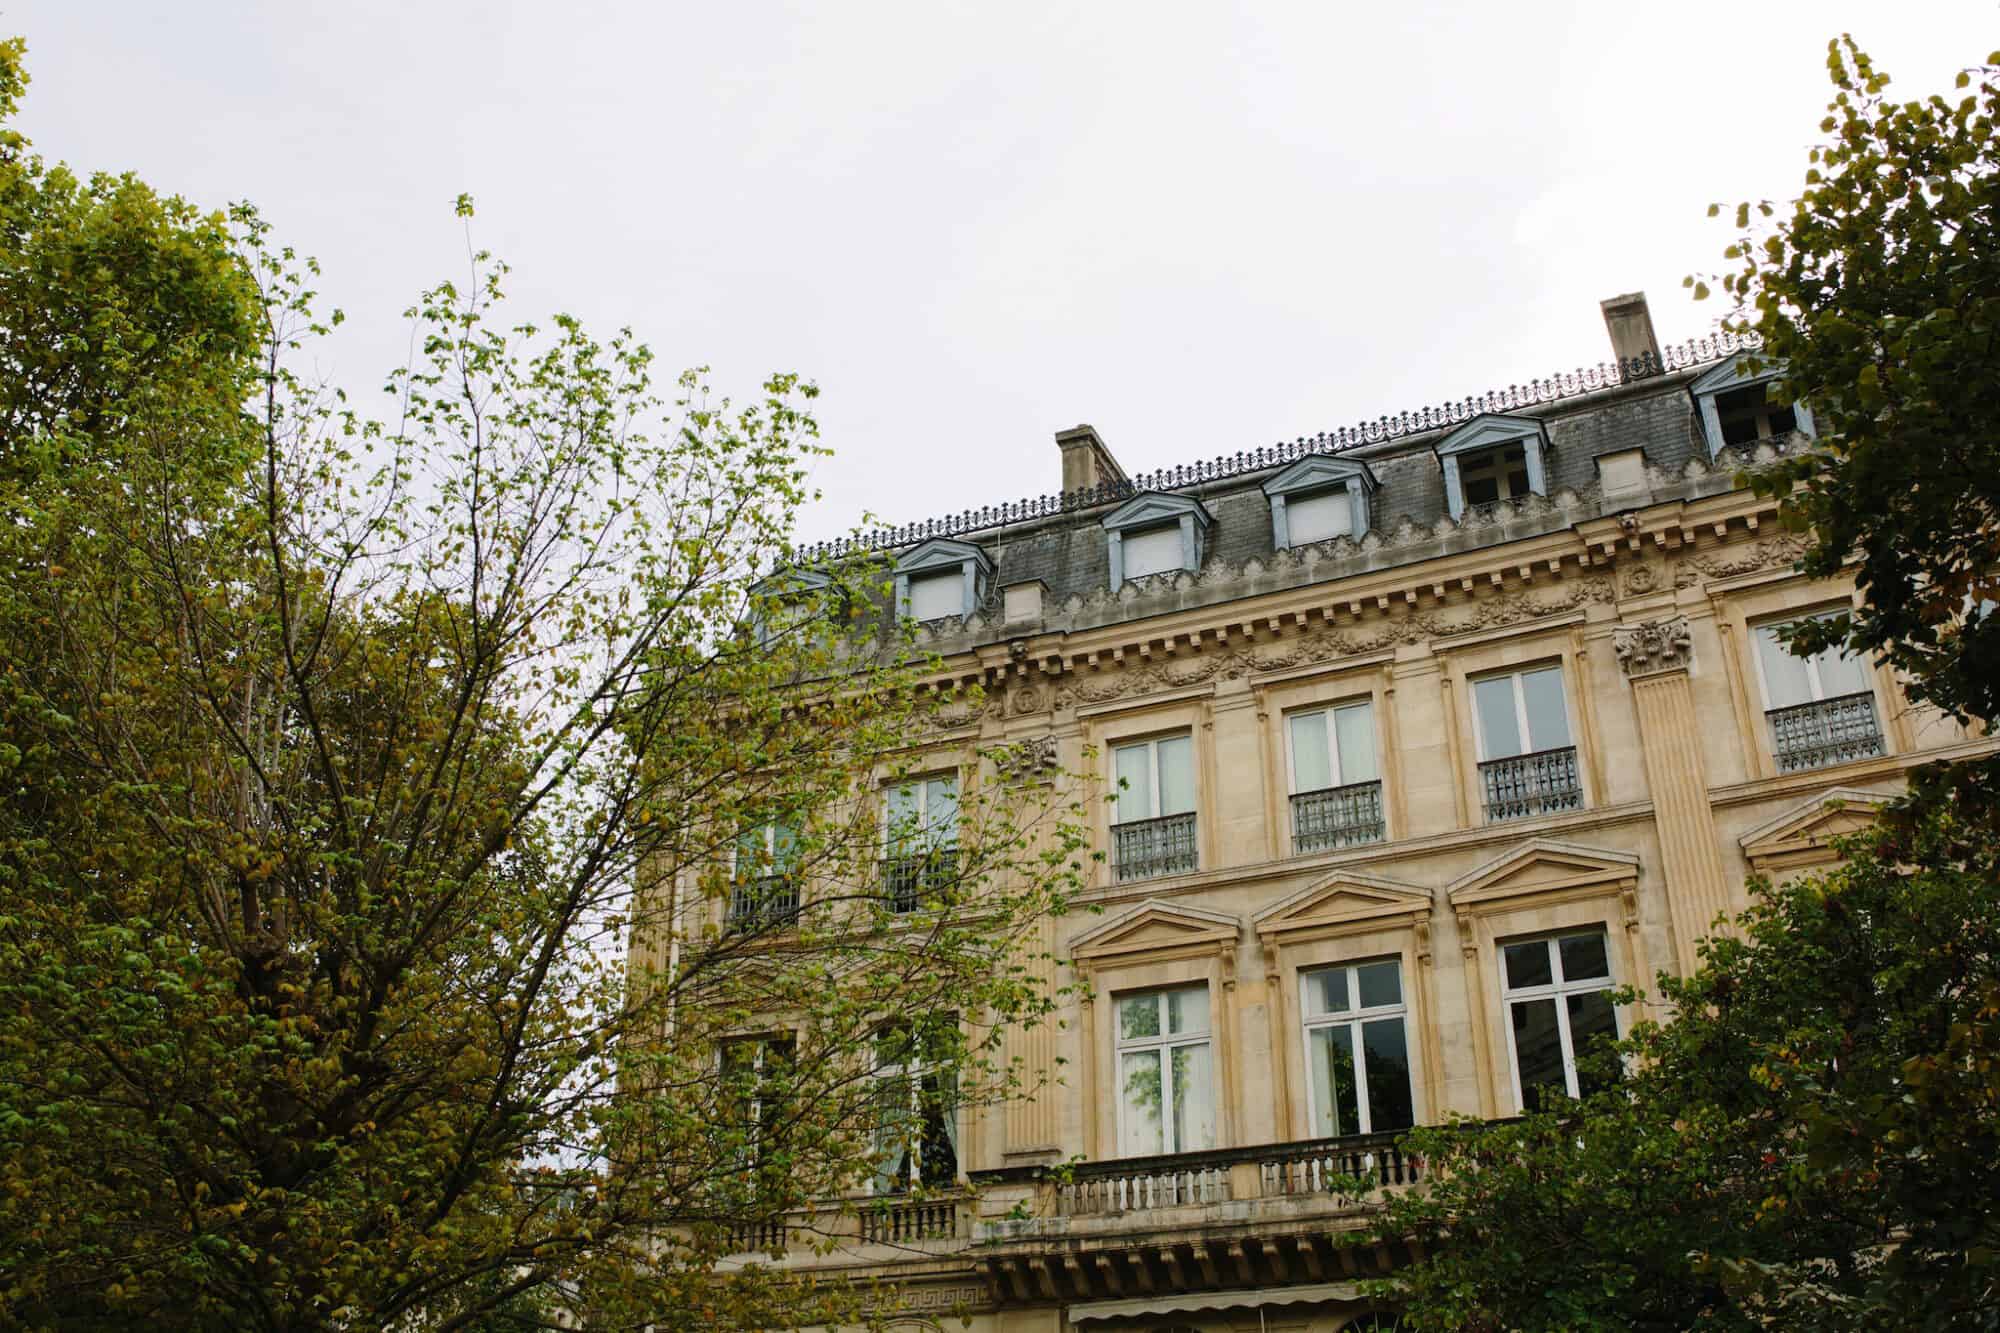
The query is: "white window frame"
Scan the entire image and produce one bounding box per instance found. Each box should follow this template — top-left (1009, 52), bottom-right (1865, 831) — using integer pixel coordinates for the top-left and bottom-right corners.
top-left (1468, 665), bottom-right (1571, 762)
top-left (1458, 443), bottom-right (1532, 506)
top-left (1283, 699), bottom-right (1378, 795)
top-left (1110, 734), bottom-right (1194, 825)
top-left (1498, 929), bottom-right (1618, 1111)
top-left (1748, 612), bottom-right (1872, 710)
top-left (871, 1018), bottom-right (959, 1195)
top-left (1113, 985), bottom-right (1215, 1157)
top-left (883, 773), bottom-right (960, 852)
top-left (1298, 958), bottom-right (1412, 1138)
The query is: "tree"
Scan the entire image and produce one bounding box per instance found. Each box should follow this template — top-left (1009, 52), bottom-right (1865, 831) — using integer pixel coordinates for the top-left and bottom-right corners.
top-left (0, 42), bottom-right (1089, 1331)
top-left (1365, 40), bottom-right (2000, 1331)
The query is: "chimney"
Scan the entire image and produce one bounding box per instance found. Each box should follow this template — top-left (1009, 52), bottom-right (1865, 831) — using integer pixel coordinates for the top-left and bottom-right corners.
top-left (1055, 424), bottom-right (1130, 494)
top-left (1600, 292), bottom-right (1662, 373)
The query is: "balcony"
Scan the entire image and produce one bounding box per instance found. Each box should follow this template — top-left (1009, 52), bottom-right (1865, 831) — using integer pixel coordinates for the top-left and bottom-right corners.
top-left (717, 1194), bottom-right (970, 1258)
top-left (1112, 812), bottom-right (1198, 882)
top-left (1767, 691), bottom-right (1884, 772)
top-left (726, 874), bottom-right (798, 931)
top-left (1290, 780), bottom-right (1386, 855)
top-left (1479, 746), bottom-right (1582, 822)
top-left (881, 846), bottom-right (959, 912)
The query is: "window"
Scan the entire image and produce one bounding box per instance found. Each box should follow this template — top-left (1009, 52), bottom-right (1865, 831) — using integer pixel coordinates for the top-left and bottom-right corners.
top-left (730, 820), bottom-right (801, 928)
top-left (1714, 383), bottom-right (1798, 447)
top-left (720, 1035), bottom-right (795, 1179)
top-left (1470, 665), bottom-right (1582, 821)
top-left (1458, 444), bottom-right (1530, 507)
top-left (1121, 524), bottom-right (1185, 580)
top-left (1753, 615), bottom-right (1884, 771)
top-left (1111, 735), bottom-right (1198, 880)
top-left (872, 1016), bottom-right (959, 1193)
top-left (1115, 986), bottom-right (1215, 1156)
top-left (1501, 929), bottom-right (1619, 1111)
top-left (905, 570), bottom-right (964, 622)
top-left (883, 774), bottom-right (959, 911)
top-left (1300, 959), bottom-right (1414, 1138)
top-left (1286, 701), bottom-right (1385, 851)
top-left (1285, 488), bottom-right (1353, 545)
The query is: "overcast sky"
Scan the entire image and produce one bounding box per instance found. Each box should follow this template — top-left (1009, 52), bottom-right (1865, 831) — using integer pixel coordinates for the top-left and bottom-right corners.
top-left (11, 3), bottom-right (1994, 542)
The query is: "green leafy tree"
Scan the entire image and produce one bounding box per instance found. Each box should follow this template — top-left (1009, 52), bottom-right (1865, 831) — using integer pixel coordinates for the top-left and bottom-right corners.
top-left (0, 40), bottom-right (1088, 1331)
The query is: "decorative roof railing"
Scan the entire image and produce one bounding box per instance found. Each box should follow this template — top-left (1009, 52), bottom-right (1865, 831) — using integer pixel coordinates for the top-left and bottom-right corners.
top-left (793, 331), bottom-right (1759, 565)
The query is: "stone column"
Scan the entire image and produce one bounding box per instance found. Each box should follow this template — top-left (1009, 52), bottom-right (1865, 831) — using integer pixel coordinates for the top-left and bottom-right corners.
top-left (1614, 616), bottom-right (1733, 978)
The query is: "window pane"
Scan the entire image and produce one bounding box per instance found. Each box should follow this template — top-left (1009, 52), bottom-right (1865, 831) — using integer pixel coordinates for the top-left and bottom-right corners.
top-left (1813, 641), bottom-right (1869, 697)
top-left (1289, 712), bottom-right (1334, 793)
top-left (1558, 931), bottom-right (1610, 982)
top-left (1755, 624), bottom-right (1815, 709)
top-left (1286, 488), bottom-right (1351, 545)
top-left (1567, 991), bottom-right (1621, 1097)
top-left (1510, 998), bottom-right (1565, 1112)
top-left (1114, 743), bottom-right (1153, 821)
top-left (1118, 993), bottom-right (1161, 1041)
top-left (926, 777), bottom-right (958, 845)
top-left (736, 824), bottom-right (766, 867)
top-left (907, 570), bottom-right (963, 621)
top-left (1503, 939), bottom-right (1553, 990)
top-left (1156, 735), bottom-right (1196, 815)
top-left (918, 1072), bottom-right (958, 1185)
top-left (873, 1074), bottom-right (915, 1194)
top-left (1166, 985), bottom-right (1209, 1036)
top-left (1520, 667), bottom-right (1570, 751)
top-left (1122, 524), bottom-right (1184, 580)
top-left (1474, 675), bottom-right (1523, 759)
top-left (1307, 1025), bottom-right (1359, 1138)
top-left (1170, 1043), bottom-right (1215, 1151)
top-left (1356, 960), bottom-right (1402, 1010)
top-left (1334, 702), bottom-right (1378, 784)
top-left (1362, 1018), bottom-right (1415, 1132)
top-left (886, 784), bottom-right (919, 846)
top-left (1303, 966), bottom-right (1350, 1016)
top-left (1119, 1051), bottom-right (1164, 1156)
top-left (769, 820), bottom-right (799, 872)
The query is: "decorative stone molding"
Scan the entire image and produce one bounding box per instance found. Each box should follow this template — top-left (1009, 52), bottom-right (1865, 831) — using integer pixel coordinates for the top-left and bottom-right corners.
top-left (988, 735), bottom-right (1058, 779)
top-left (1612, 616), bottom-right (1694, 678)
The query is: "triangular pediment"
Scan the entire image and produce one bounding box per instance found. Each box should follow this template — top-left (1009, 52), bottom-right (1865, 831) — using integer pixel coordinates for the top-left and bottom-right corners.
top-left (1100, 491), bottom-right (1212, 533)
top-left (1447, 839), bottom-right (1640, 912)
top-left (1435, 412), bottom-right (1546, 459)
top-left (1261, 453), bottom-right (1377, 498)
top-left (894, 537), bottom-right (993, 577)
top-left (1254, 870), bottom-right (1431, 938)
top-left (1690, 349), bottom-right (1785, 397)
top-left (1068, 898), bottom-right (1240, 963)
top-left (1740, 787), bottom-right (1888, 867)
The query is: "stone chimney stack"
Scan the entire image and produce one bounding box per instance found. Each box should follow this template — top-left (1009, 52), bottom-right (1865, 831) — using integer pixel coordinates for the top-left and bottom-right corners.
top-left (1055, 424), bottom-right (1131, 494)
top-left (1600, 291), bottom-right (1662, 372)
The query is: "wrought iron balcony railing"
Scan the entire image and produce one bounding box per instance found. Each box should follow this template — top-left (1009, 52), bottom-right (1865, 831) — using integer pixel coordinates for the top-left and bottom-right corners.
top-left (726, 874), bottom-right (799, 931)
top-left (1112, 811), bottom-right (1198, 882)
top-left (1290, 779), bottom-right (1386, 854)
top-left (880, 846), bottom-right (960, 912)
top-left (1767, 691), bottom-right (1884, 772)
top-left (1479, 746), bottom-right (1583, 822)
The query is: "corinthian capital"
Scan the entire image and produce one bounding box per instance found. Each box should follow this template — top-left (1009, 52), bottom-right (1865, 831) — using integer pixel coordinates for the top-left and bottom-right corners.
top-left (1613, 616), bottom-right (1694, 678)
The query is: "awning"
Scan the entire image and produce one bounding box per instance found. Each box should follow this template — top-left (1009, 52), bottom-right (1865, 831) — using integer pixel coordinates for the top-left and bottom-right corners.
top-left (1066, 1281), bottom-right (1366, 1324)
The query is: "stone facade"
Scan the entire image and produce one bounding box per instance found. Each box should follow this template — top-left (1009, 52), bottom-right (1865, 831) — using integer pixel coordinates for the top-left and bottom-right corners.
top-left (681, 295), bottom-right (1991, 1331)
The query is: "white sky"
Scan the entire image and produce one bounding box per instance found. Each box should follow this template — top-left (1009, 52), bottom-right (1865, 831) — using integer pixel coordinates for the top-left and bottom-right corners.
top-left (11, 3), bottom-right (1994, 542)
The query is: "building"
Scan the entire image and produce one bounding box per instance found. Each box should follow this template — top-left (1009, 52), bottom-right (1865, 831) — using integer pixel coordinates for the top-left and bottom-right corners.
top-left (692, 294), bottom-right (1989, 1331)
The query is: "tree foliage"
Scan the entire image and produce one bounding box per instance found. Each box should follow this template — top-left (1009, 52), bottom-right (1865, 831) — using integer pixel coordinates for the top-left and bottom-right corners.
top-left (0, 40), bottom-right (1088, 1331)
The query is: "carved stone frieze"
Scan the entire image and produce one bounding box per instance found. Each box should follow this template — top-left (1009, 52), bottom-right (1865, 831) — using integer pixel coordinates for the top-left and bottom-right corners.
top-left (1612, 616), bottom-right (1694, 678)
top-left (1673, 535), bottom-right (1808, 588)
top-left (989, 735), bottom-right (1058, 779)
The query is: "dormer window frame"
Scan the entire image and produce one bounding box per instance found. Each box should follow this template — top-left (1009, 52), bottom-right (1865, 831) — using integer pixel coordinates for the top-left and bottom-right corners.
top-left (892, 538), bottom-right (994, 624)
top-left (1101, 492), bottom-right (1213, 588)
top-left (1260, 454), bottom-right (1378, 549)
top-left (1434, 414), bottom-right (1550, 521)
top-left (1689, 352), bottom-right (1816, 459)
top-left (749, 567), bottom-right (839, 646)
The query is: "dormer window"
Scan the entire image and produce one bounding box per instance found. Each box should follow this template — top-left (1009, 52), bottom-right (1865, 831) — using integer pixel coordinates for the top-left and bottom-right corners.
top-left (749, 568), bottom-right (837, 646)
top-left (1260, 454), bottom-right (1376, 549)
top-left (1689, 351), bottom-right (1815, 458)
top-left (892, 539), bottom-right (994, 624)
top-left (1460, 443), bottom-right (1530, 507)
top-left (1434, 414), bottom-right (1549, 521)
top-left (1100, 493), bottom-right (1213, 587)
